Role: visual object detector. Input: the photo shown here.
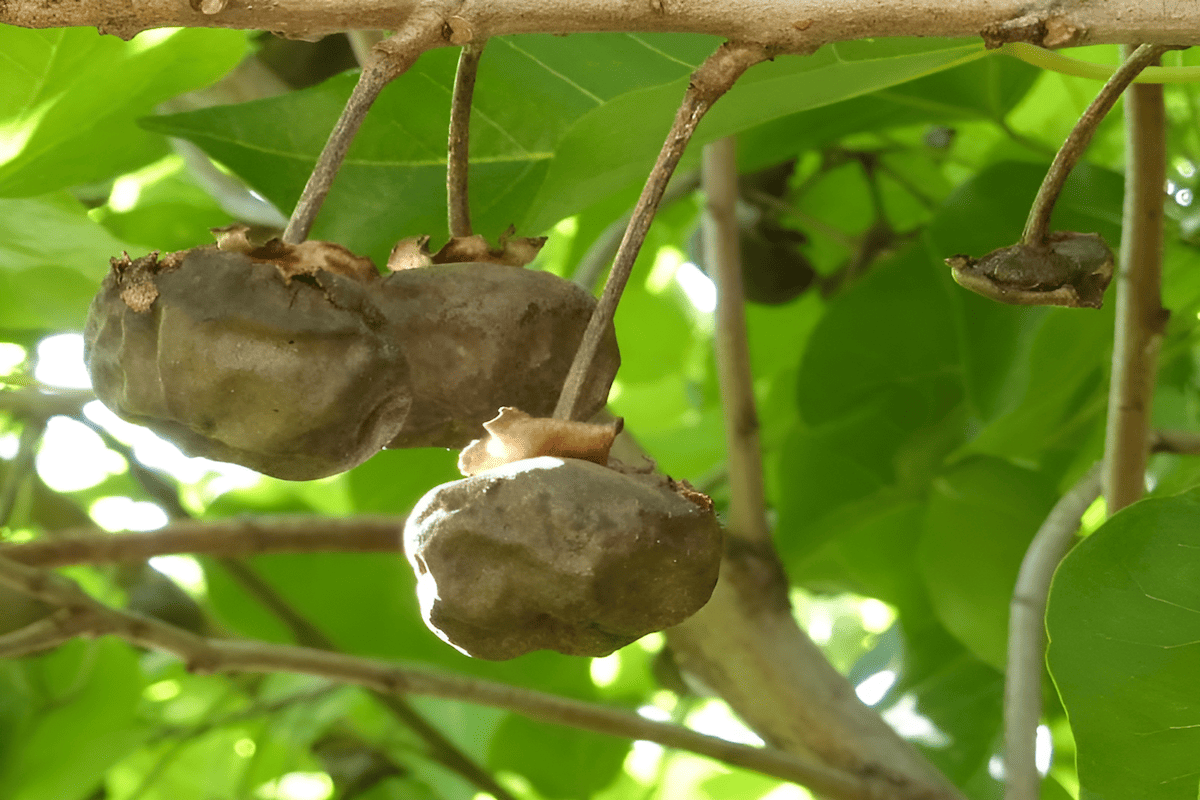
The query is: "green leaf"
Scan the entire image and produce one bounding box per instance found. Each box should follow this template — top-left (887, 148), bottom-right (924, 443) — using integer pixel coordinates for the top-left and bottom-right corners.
top-left (0, 193), bottom-right (136, 330)
top-left (0, 639), bottom-right (148, 800)
top-left (1047, 490), bottom-right (1200, 800)
top-left (142, 33), bottom-right (715, 264)
top-left (146, 35), bottom-right (985, 263)
top-left (522, 39), bottom-right (988, 232)
top-left (488, 715), bottom-right (628, 799)
top-left (919, 457), bottom-right (1058, 669)
top-left (0, 25), bottom-right (247, 196)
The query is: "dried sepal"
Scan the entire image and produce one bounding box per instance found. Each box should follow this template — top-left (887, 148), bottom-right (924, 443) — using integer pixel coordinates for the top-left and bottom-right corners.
top-left (388, 225), bottom-right (548, 271)
top-left (947, 231), bottom-right (1114, 308)
top-left (246, 239), bottom-right (379, 283)
top-left (457, 407), bottom-right (622, 476)
top-left (111, 250), bottom-right (184, 313)
top-left (386, 235), bottom-right (434, 271)
top-left (432, 226), bottom-right (547, 267)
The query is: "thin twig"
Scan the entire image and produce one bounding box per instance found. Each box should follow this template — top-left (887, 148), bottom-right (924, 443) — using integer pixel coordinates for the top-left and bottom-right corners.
top-left (0, 554), bottom-right (873, 800)
top-left (1004, 464), bottom-right (1102, 800)
top-left (552, 41), bottom-right (769, 420)
top-left (1103, 45), bottom-right (1170, 514)
top-left (1021, 43), bottom-right (1174, 246)
top-left (283, 21), bottom-right (444, 244)
top-left (448, 41), bottom-right (486, 237)
top-left (703, 136), bottom-right (771, 547)
top-left (0, 517), bottom-right (401, 567)
top-left (1151, 429), bottom-right (1200, 454)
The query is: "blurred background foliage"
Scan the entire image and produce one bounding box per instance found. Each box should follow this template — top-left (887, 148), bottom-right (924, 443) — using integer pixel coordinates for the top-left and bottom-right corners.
top-left (3, 22), bottom-right (1200, 800)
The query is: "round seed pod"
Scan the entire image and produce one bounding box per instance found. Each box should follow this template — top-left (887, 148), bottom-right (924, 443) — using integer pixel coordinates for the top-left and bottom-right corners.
top-left (84, 246), bottom-right (411, 480)
top-left (403, 457), bottom-right (722, 660)
top-left (378, 263), bottom-right (619, 449)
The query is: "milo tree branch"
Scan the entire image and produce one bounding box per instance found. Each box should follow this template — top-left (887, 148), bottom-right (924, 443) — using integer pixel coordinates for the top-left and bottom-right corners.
top-left (1004, 464), bottom-right (1102, 800)
top-left (282, 19), bottom-right (445, 244)
top-left (1021, 43), bottom-right (1173, 246)
top-left (5, 0), bottom-right (1200, 50)
top-left (1103, 44), bottom-right (1170, 513)
top-left (0, 554), bottom-right (875, 800)
top-left (554, 41), bottom-right (768, 421)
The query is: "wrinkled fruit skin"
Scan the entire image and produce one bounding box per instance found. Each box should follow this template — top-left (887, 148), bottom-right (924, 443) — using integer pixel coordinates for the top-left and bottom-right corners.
top-left (381, 263), bottom-right (618, 448)
top-left (86, 248), bottom-right (410, 480)
top-left (85, 248), bottom-right (619, 479)
top-left (404, 457), bottom-right (722, 660)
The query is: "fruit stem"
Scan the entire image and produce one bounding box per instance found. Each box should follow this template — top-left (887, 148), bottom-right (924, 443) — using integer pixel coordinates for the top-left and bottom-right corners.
top-left (448, 41), bottom-right (486, 238)
top-left (1020, 42), bottom-right (1173, 247)
top-left (283, 21), bottom-right (443, 244)
top-left (553, 41), bottom-right (769, 420)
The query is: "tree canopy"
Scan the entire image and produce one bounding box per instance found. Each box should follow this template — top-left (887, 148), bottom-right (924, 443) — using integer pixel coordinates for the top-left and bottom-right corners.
top-left (3, 23), bottom-right (1200, 800)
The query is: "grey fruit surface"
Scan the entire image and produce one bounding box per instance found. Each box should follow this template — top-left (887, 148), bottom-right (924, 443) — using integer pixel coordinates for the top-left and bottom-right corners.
top-left (404, 457), bottom-right (722, 660)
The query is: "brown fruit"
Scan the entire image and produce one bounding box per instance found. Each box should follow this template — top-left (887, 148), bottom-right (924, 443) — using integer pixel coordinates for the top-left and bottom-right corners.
top-left (404, 457), bottom-right (722, 660)
top-left (85, 246), bottom-right (411, 480)
top-left (378, 262), bottom-right (619, 449)
top-left (85, 244), bottom-right (620, 479)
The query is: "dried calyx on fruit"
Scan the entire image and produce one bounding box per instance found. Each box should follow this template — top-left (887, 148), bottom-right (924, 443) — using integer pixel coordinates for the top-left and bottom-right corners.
top-left (405, 456), bottom-right (722, 660)
top-left (405, 411), bottom-right (721, 660)
top-left (946, 231), bottom-right (1114, 309)
top-left (84, 236), bottom-right (619, 480)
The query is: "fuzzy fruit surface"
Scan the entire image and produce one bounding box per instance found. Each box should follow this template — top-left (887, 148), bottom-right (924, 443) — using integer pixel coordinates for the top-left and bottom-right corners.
top-left (404, 457), bottom-right (722, 660)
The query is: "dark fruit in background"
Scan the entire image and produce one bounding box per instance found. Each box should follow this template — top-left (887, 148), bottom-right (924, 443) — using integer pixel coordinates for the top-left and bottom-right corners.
top-left (404, 457), bottom-right (722, 660)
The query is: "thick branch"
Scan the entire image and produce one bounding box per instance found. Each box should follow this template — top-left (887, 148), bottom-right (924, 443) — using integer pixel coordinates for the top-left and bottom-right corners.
top-left (5, 0), bottom-right (1200, 49)
top-left (554, 41), bottom-right (768, 420)
top-left (0, 554), bottom-right (873, 800)
top-left (1103, 45), bottom-right (1169, 513)
top-left (1004, 464), bottom-right (1102, 800)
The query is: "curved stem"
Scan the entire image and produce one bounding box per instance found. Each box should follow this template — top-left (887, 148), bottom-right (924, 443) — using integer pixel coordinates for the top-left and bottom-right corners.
top-left (553, 41), bottom-right (769, 421)
top-left (1004, 464), bottom-right (1102, 800)
top-left (448, 41), bottom-right (486, 237)
top-left (1021, 43), bottom-right (1172, 247)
